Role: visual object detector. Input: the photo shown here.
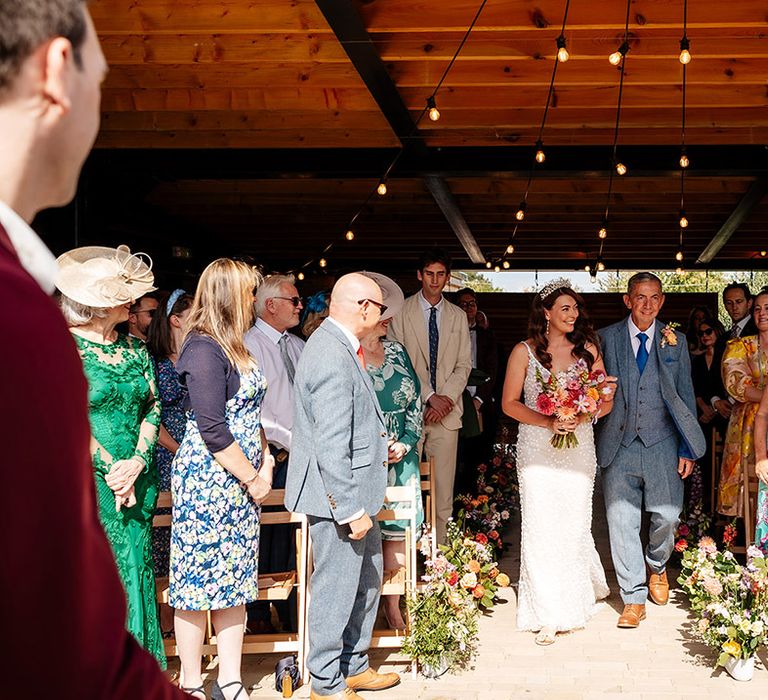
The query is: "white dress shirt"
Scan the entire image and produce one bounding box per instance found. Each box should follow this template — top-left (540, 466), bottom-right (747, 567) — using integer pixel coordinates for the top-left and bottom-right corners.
top-left (244, 317), bottom-right (305, 451)
top-left (468, 324), bottom-right (478, 399)
top-left (0, 200), bottom-right (58, 294)
top-left (732, 315), bottom-right (751, 337)
top-left (628, 316), bottom-right (656, 357)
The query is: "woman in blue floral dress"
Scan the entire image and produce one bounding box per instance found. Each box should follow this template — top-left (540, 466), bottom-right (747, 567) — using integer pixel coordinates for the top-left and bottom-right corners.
top-left (170, 260), bottom-right (275, 700)
top-left (360, 294), bottom-right (423, 630)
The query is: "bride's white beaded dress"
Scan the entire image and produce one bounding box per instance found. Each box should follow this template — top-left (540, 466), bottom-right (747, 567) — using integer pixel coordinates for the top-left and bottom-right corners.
top-left (515, 342), bottom-right (610, 633)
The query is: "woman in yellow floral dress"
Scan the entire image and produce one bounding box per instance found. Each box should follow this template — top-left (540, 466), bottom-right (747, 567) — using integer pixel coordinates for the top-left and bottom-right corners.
top-left (717, 293), bottom-right (768, 516)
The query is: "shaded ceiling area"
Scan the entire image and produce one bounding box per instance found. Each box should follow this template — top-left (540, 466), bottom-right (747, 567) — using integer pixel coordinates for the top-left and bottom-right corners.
top-left (40, 0), bottom-right (768, 279)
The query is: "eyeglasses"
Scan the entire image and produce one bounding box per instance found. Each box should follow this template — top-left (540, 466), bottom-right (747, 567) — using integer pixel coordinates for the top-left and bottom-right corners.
top-left (458, 300), bottom-right (477, 309)
top-left (134, 308), bottom-right (155, 317)
top-left (698, 328), bottom-right (715, 338)
top-left (272, 296), bottom-right (302, 307)
top-left (358, 298), bottom-right (388, 316)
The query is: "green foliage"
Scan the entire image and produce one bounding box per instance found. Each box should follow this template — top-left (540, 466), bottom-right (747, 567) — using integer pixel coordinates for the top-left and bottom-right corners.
top-left (459, 271), bottom-right (503, 293)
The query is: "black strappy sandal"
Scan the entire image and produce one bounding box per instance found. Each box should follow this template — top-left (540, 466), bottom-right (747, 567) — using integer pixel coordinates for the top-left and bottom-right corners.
top-left (211, 680), bottom-right (248, 700)
top-left (181, 685), bottom-right (206, 699)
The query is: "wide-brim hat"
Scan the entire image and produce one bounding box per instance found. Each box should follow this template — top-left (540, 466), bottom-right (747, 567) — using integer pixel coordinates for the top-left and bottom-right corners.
top-left (359, 271), bottom-right (404, 321)
top-left (55, 245), bottom-right (156, 308)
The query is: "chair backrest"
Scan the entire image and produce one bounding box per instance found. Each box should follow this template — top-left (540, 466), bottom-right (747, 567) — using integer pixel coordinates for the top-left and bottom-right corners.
top-left (743, 465), bottom-right (760, 546)
top-left (419, 457), bottom-right (437, 554)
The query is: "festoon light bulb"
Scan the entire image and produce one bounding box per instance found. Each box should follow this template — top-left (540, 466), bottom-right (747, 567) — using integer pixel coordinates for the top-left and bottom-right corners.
top-left (426, 96), bottom-right (440, 122)
top-left (535, 140), bottom-right (546, 164)
top-left (556, 35), bottom-right (569, 63)
top-left (515, 202), bottom-right (526, 221)
top-left (376, 180), bottom-right (387, 196)
top-left (679, 37), bottom-right (692, 65)
top-left (345, 229), bottom-right (355, 241)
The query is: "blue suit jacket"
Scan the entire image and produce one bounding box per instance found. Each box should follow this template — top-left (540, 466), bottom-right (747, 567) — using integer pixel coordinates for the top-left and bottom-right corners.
top-left (595, 318), bottom-right (706, 468)
top-left (286, 319), bottom-right (388, 522)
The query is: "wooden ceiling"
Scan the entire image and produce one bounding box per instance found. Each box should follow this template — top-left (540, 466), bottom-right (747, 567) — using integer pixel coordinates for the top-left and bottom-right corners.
top-left (69, 0), bottom-right (768, 274)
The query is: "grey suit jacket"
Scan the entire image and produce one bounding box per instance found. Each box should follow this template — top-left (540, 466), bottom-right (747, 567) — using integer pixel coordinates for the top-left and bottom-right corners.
top-left (286, 318), bottom-right (388, 522)
top-left (595, 318), bottom-right (706, 468)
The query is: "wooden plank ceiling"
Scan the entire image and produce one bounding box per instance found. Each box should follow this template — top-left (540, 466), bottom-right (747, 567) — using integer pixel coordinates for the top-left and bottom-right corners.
top-left (80, 0), bottom-right (768, 273)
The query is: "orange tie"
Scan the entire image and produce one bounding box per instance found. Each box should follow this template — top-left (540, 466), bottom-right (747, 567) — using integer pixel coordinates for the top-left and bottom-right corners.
top-left (356, 345), bottom-right (366, 368)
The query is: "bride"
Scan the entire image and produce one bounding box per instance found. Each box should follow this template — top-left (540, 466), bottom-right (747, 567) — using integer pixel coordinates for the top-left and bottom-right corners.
top-left (502, 279), bottom-right (616, 645)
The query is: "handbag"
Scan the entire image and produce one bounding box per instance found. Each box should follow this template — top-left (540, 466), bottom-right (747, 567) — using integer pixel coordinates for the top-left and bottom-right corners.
top-left (275, 654), bottom-right (301, 698)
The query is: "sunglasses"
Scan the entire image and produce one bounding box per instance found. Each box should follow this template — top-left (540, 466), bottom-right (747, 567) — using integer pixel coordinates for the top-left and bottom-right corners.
top-left (698, 328), bottom-right (715, 338)
top-left (272, 296), bottom-right (302, 307)
top-left (358, 298), bottom-right (388, 316)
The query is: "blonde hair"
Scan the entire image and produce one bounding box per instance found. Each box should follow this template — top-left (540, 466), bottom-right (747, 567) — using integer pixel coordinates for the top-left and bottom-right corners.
top-left (183, 259), bottom-right (262, 372)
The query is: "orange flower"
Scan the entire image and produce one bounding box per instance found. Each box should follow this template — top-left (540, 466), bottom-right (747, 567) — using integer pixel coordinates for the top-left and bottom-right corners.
top-left (496, 573), bottom-right (511, 587)
top-left (467, 559), bottom-right (481, 574)
top-left (477, 495), bottom-right (489, 504)
top-left (472, 584), bottom-right (485, 599)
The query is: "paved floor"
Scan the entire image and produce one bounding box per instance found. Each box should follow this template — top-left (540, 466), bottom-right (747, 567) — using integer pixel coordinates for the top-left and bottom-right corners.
top-left (175, 486), bottom-right (768, 698)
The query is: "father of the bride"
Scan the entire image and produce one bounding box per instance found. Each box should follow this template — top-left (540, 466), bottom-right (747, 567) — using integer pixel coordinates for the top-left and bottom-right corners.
top-left (596, 272), bottom-right (705, 628)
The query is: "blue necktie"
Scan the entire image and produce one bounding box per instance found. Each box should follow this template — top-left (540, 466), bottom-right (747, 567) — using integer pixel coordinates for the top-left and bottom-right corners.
top-left (428, 306), bottom-right (439, 391)
top-left (636, 332), bottom-right (649, 374)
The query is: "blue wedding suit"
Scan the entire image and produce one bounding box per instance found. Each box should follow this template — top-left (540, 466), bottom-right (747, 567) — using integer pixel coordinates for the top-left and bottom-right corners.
top-left (596, 318), bottom-right (705, 604)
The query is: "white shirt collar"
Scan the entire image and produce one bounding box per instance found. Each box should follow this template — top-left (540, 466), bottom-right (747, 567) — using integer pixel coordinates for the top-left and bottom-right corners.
top-left (327, 316), bottom-right (360, 351)
top-left (627, 316), bottom-right (656, 342)
top-left (418, 290), bottom-right (444, 311)
top-left (0, 200), bottom-right (58, 294)
top-left (255, 317), bottom-right (289, 345)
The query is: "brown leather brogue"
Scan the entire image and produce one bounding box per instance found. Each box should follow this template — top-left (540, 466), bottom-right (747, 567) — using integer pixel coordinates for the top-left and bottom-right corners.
top-left (310, 688), bottom-right (362, 700)
top-left (345, 667), bottom-right (401, 691)
top-left (648, 569), bottom-right (669, 605)
top-left (617, 603), bottom-right (646, 628)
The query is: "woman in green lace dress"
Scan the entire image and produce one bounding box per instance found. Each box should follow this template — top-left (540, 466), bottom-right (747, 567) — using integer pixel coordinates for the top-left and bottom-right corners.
top-left (56, 245), bottom-right (165, 667)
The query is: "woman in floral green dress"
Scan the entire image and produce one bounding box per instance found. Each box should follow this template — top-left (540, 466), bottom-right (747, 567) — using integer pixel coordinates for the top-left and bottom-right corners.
top-left (56, 245), bottom-right (165, 667)
top-left (360, 275), bottom-right (423, 630)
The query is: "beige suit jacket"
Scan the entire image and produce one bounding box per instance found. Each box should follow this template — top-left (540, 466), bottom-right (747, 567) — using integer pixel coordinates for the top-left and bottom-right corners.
top-left (388, 293), bottom-right (472, 431)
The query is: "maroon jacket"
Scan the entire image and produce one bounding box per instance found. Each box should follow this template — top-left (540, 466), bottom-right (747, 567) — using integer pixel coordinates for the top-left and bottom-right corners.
top-left (0, 225), bottom-right (189, 698)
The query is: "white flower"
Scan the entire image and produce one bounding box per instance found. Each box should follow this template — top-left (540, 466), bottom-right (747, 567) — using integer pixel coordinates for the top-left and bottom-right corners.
top-left (750, 620), bottom-right (764, 636)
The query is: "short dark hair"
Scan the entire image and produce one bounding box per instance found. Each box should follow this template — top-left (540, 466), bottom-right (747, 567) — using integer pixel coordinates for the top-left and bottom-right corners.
top-left (129, 292), bottom-right (160, 314)
top-left (627, 271), bottom-right (662, 295)
top-left (722, 282), bottom-right (752, 301)
top-left (418, 246), bottom-right (452, 273)
top-left (455, 287), bottom-right (476, 300)
top-left (0, 1), bottom-right (87, 93)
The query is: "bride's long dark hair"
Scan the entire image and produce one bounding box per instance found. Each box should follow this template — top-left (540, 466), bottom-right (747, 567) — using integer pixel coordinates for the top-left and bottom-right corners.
top-left (528, 286), bottom-right (599, 370)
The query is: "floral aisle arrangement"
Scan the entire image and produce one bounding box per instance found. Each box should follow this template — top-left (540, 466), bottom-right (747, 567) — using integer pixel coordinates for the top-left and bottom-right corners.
top-left (533, 360), bottom-right (609, 448)
top-left (678, 536), bottom-right (768, 681)
top-left (673, 464), bottom-right (711, 553)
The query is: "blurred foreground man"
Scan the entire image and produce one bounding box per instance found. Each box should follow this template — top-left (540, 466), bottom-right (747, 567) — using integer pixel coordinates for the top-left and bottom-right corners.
top-left (0, 2), bottom-right (188, 697)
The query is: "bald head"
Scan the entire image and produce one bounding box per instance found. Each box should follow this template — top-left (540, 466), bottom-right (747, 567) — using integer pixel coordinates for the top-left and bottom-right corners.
top-left (329, 273), bottom-right (384, 338)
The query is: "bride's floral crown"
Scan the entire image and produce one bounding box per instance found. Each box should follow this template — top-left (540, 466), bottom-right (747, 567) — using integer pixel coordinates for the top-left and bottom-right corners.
top-left (538, 277), bottom-right (573, 300)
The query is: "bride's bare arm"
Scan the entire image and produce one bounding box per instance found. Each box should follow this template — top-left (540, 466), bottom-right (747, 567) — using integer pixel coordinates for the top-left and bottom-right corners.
top-left (501, 343), bottom-right (556, 429)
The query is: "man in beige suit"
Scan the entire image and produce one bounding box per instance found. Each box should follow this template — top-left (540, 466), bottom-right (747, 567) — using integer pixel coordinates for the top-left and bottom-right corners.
top-left (388, 248), bottom-right (472, 545)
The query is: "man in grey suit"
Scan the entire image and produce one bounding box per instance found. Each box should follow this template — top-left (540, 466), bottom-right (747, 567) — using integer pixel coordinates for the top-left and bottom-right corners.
top-left (596, 272), bottom-right (705, 629)
top-left (286, 273), bottom-right (400, 699)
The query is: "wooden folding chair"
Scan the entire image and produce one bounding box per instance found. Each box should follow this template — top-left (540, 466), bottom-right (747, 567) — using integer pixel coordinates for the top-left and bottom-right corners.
top-left (419, 457), bottom-right (437, 557)
top-left (742, 463), bottom-right (761, 548)
top-left (710, 426), bottom-right (724, 515)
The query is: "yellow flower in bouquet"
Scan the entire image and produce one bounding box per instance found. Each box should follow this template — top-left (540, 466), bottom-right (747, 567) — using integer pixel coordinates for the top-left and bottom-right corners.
top-left (496, 573), bottom-right (511, 587)
top-left (722, 640), bottom-right (741, 657)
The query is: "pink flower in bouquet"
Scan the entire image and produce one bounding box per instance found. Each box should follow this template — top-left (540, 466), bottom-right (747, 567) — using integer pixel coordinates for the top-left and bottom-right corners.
top-left (557, 405), bottom-right (578, 421)
top-left (492, 456), bottom-right (502, 467)
top-left (477, 464), bottom-right (487, 473)
top-left (674, 538), bottom-right (688, 552)
top-left (701, 576), bottom-right (723, 596)
top-left (472, 584), bottom-right (486, 599)
top-left (698, 536), bottom-right (717, 555)
top-left (536, 393), bottom-right (556, 415)
top-left (678, 523), bottom-right (690, 537)
top-left (460, 572), bottom-right (478, 589)
top-left (747, 545), bottom-right (764, 560)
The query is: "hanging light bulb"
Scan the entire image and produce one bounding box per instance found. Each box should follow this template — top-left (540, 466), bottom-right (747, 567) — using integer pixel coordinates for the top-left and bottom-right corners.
top-left (556, 35), bottom-right (570, 63)
top-left (345, 229), bottom-right (355, 241)
top-left (502, 260), bottom-right (510, 269)
top-left (761, 250), bottom-right (767, 257)
top-left (675, 250), bottom-right (684, 262)
top-left (377, 179), bottom-right (387, 196)
top-left (515, 202), bottom-right (526, 221)
top-left (318, 257), bottom-right (327, 268)
top-left (598, 225), bottom-right (608, 239)
top-left (506, 244), bottom-right (515, 255)
top-left (597, 260), bottom-right (606, 272)
top-left (494, 265), bottom-right (501, 273)
top-left (676, 266), bottom-right (684, 275)
top-left (426, 96), bottom-right (440, 122)
top-left (615, 161), bottom-right (627, 176)
top-left (679, 210), bottom-right (689, 228)
top-left (679, 150), bottom-right (690, 169)
top-left (608, 41), bottom-right (629, 66)
top-left (485, 261), bottom-right (492, 269)
top-left (679, 37), bottom-right (691, 65)
top-left (584, 264), bottom-right (591, 272)
top-left (535, 140), bottom-right (546, 164)
top-left (297, 271), bottom-right (305, 281)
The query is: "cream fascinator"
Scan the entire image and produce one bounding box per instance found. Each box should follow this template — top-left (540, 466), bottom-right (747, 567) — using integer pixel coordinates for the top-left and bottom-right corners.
top-left (55, 245), bottom-right (156, 308)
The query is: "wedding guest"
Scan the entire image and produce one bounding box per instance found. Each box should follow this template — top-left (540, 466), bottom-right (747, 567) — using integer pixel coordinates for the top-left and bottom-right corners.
top-left (301, 290), bottom-right (330, 338)
top-left (710, 283), bottom-right (757, 420)
top-left (244, 274), bottom-right (306, 633)
top-left (717, 288), bottom-right (768, 518)
top-left (171, 259), bottom-right (274, 700)
top-left (287, 273), bottom-right (399, 699)
top-left (388, 248), bottom-right (472, 545)
top-left (691, 317), bottom-right (727, 512)
top-left (146, 288), bottom-right (194, 636)
top-left (57, 245), bottom-right (165, 667)
top-left (596, 272), bottom-right (704, 629)
top-left (360, 272), bottom-right (421, 631)
top-left (128, 292), bottom-right (160, 341)
top-left (456, 287), bottom-right (499, 495)
top-left (685, 305), bottom-right (711, 356)
top-left (749, 294), bottom-right (768, 551)
top-left (0, 2), bottom-right (187, 695)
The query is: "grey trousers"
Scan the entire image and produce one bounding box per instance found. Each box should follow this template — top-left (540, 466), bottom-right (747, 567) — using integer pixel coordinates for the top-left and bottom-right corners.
top-left (307, 516), bottom-right (383, 695)
top-left (602, 434), bottom-right (683, 605)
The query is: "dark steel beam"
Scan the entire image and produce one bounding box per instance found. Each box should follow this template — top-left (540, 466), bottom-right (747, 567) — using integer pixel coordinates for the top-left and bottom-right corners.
top-left (696, 176), bottom-right (768, 265)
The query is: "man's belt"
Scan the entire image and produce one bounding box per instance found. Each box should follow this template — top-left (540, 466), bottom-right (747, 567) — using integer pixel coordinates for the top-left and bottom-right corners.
top-left (268, 444), bottom-right (289, 464)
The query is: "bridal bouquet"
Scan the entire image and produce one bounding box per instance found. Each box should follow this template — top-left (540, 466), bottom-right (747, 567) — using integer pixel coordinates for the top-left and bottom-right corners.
top-left (534, 359), bottom-right (607, 448)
